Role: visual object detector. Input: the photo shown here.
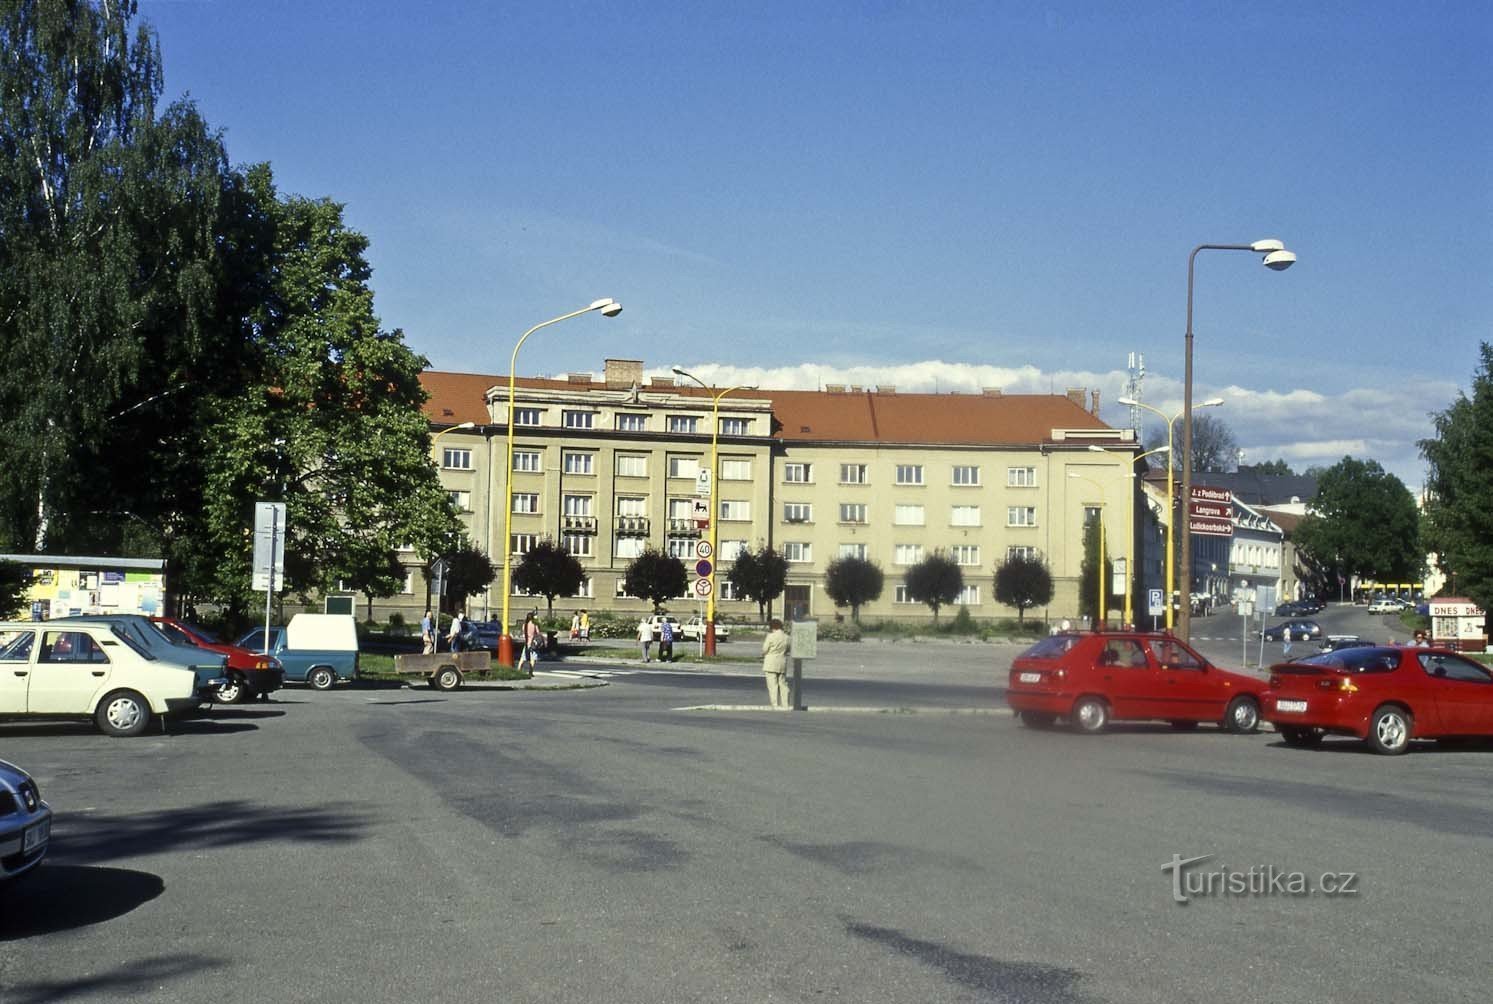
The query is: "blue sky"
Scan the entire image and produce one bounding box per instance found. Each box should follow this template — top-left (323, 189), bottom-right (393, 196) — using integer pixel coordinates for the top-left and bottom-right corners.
top-left (139, 1), bottom-right (1490, 485)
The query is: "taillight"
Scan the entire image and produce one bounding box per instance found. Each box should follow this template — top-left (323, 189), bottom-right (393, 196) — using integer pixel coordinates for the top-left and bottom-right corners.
top-left (1269, 675), bottom-right (1281, 688)
top-left (1053, 669), bottom-right (1066, 681)
top-left (1318, 676), bottom-right (1357, 693)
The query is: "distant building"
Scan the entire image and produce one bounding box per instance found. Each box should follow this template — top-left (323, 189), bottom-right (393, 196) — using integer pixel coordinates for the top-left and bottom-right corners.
top-left (1, 554), bottom-right (167, 619)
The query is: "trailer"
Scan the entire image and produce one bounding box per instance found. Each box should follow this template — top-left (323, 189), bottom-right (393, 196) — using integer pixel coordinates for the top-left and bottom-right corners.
top-left (393, 651), bottom-right (492, 691)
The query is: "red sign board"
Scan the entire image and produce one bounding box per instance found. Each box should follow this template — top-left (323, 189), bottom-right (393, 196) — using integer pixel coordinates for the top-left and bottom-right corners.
top-left (1190, 501), bottom-right (1231, 519)
top-left (1187, 485), bottom-right (1233, 534)
top-left (1190, 516), bottom-right (1234, 537)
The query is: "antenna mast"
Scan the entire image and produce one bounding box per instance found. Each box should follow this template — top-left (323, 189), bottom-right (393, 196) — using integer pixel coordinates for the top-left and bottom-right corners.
top-left (1125, 352), bottom-right (1145, 437)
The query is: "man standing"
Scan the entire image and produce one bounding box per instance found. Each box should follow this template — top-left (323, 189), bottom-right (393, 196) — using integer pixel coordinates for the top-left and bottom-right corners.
top-left (761, 618), bottom-right (791, 709)
top-left (448, 610), bottom-right (465, 653)
top-left (421, 609), bottom-right (435, 655)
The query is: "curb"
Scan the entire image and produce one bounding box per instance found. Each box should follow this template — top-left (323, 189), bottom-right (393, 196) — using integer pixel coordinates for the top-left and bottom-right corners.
top-left (675, 705), bottom-right (1015, 715)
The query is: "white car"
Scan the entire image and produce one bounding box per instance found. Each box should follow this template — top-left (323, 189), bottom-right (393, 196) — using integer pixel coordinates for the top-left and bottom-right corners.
top-left (0, 759), bottom-right (50, 881)
top-left (0, 622), bottom-right (225, 737)
top-left (643, 615), bottom-right (683, 643)
top-left (678, 616), bottom-right (730, 642)
top-left (1367, 599), bottom-right (1401, 614)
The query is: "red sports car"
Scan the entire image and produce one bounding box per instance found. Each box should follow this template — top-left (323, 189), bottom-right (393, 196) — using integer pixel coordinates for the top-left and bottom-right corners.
top-left (1264, 645), bottom-right (1493, 755)
top-left (1006, 631), bottom-right (1264, 734)
top-left (151, 617), bottom-right (284, 704)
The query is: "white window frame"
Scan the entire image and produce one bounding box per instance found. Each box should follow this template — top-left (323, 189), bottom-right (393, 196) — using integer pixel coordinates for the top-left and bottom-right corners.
top-left (784, 462), bottom-right (812, 484)
top-left (894, 504), bottom-right (925, 526)
top-left (953, 545), bottom-right (981, 566)
top-left (512, 407), bottom-right (541, 427)
top-left (783, 502), bottom-right (813, 524)
top-left (562, 494), bottom-right (593, 517)
top-left (511, 493), bottom-right (539, 514)
top-left (720, 458), bottom-right (752, 481)
top-left (1007, 545), bottom-right (1041, 561)
top-left (562, 533), bottom-right (594, 557)
top-left (951, 505), bottom-right (981, 527)
top-left (957, 584), bottom-right (981, 606)
top-left (668, 456), bottom-right (700, 479)
top-left (666, 536), bottom-right (698, 559)
top-left (783, 542), bottom-right (812, 563)
top-left (511, 533), bottom-right (538, 555)
top-left (615, 455), bottom-right (647, 478)
top-left (615, 495), bottom-right (647, 517)
top-left (839, 502), bottom-right (867, 524)
top-left (615, 536), bottom-right (645, 560)
top-left (951, 465), bottom-right (980, 486)
top-left (719, 417), bottom-right (750, 436)
top-left (616, 413), bottom-right (648, 432)
top-left (449, 490), bottom-right (472, 512)
top-left (721, 540), bottom-right (748, 561)
top-left (667, 415), bottom-right (699, 434)
top-left (894, 544), bottom-right (924, 566)
top-left (1007, 466), bottom-right (1038, 487)
top-left (894, 584), bottom-right (916, 604)
top-left (719, 500), bottom-right (750, 522)
top-left (838, 543), bottom-right (868, 559)
top-left (442, 448), bottom-right (473, 470)
top-left (1007, 506), bottom-right (1038, 527)
top-left (895, 464), bottom-right (925, 486)
top-left (562, 452), bottom-right (594, 475)
top-left (512, 450), bottom-right (542, 473)
top-left (562, 410), bottom-right (596, 429)
top-left (840, 463), bottom-right (868, 485)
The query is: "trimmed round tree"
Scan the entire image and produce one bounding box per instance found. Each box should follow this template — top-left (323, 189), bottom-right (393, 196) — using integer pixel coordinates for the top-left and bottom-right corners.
top-left (904, 551), bottom-right (963, 621)
top-left (512, 538), bottom-right (585, 616)
top-left (622, 546), bottom-right (688, 613)
top-left (823, 556), bottom-right (884, 623)
top-left (994, 553), bottom-right (1053, 626)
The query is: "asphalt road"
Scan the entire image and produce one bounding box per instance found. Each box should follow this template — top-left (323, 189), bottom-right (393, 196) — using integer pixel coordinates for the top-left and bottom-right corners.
top-left (3, 605), bottom-right (1487, 1003)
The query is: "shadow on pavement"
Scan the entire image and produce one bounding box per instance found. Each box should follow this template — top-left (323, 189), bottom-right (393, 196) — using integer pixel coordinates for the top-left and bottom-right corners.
top-left (53, 800), bottom-right (373, 866)
top-left (0, 952), bottom-right (227, 1002)
top-left (0, 864), bottom-right (164, 941)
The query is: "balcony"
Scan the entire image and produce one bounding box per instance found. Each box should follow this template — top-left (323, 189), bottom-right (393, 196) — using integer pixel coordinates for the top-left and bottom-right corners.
top-left (666, 518), bottom-right (703, 537)
top-left (613, 515), bottom-right (651, 536)
top-left (562, 515), bottom-right (598, 533)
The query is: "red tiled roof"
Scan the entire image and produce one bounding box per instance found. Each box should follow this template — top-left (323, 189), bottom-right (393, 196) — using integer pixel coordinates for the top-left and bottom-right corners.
top-left (419, 371), bottom-right (1113, 446)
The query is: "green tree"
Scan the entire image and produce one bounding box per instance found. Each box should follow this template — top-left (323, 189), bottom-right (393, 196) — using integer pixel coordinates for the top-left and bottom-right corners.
top-left (0, 560), bottom-right (30, 618)
top-left (512, 539), bottom-right (583, 616)
top-left (904, 551), bottom-right (963, 621)
top-left (1077, 514), bottom-right (1115, 625)
top-left (994, 553), bottom-right (1054, 626)
top-left (1245, 459), bottom-right (1296, 476)
top-left (1421, 343), bottom-right (1493, 607)
top-left (622, 546), bottom-right (687, 613)
top-left (0, 0), bottom-right (232, 551)
top-left (727, 544), bottom-right (788, 621)
top-left (1293, 456), bottom-right (1420, 586)
top-left (442, 545), bottom-right (496, 614)
top-left (823, 556), bottom-right (884, 623)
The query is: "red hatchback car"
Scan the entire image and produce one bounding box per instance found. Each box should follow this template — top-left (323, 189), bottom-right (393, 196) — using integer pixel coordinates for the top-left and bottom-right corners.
top-left (1007, 631), bottom-right (1264, 734)
top-left (151, 617), bottom-right (284, 704)
top-left (1264, 645), bottom-right (1493, 755)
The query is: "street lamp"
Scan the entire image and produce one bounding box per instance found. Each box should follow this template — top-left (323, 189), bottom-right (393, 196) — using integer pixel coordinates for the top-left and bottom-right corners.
top-left (672, 367), bottom-right (755, 657)
top-left (1069, 470), bottom-right (1134, 629)
top-left (1112, 397), bottom-right (1223, 631)
top-left (498, 299), bottom-right (622, 668)
top-left (1178, 241), bottom-right (1294, 642)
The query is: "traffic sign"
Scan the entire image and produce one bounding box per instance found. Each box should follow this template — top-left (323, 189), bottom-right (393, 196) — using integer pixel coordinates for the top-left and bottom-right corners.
top-left (1148, 589), bottom-right (1164, 616)
top-left (695, 469), bottom-right (712, 497)
top-left (695, 559), bottom-right (713, 578)
top-left (690, 498), bottom-right (710, 519)
top-left (696, 541), bottom-right (713, 559)
top-left (693, 577), bottom-right (713, 598)
top-left (252, 502), bottom-right (287, 592)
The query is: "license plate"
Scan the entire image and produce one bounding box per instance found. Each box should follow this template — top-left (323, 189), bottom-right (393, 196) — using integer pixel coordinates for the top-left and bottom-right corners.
top-left (1018, 672), bottom-right (1042, 684)
top-left (23, 818), bottom-right (49, 853)
top-left (1275, 699), bottom-right (1308, 713)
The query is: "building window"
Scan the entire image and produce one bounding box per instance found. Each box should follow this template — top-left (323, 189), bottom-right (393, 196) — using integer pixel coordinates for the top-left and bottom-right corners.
top-left (718, 580), bottom-right (740, 600)
top-left (1008, 506), bottom-right (1038, 527)
top-left (511, 533), bottom-right (538, 555)
top-left (667, 497), bottom-right (695, 518)
top-left (952, 545), bottom-right (981, 566)
top-left (667, 415), bottom-right (699, 434)
top-left (616, 455), bottom-right (647, 478)
top-left (839, 502), bottom-right (868, 524)
top-left (667, 455), bottom-right (700, 479)
top-left (562, 495), bottom-right (593, 517)
top-left (512, 407), bottom-right (541, 426)
top-left (512, 450), bottom-right (542, 473)
top-left (895, 464), bottom-right (924, 485)
top-left (574, 576), bottom-right (595, 598)
top-left (401, 571), bottom-right (415, 595)
top-left (442, 448), bottom-right (473, 470)
top-left (894, 544), bottom-right (924, 565)
top-left (1008, 466), bottom-right (1037, 487)
top-left (721, 539), bottom-right (747, 561)
top-left (616, 536), bottom-right (645, 559)
top-left (511, 493), bottom-right (539, 514)
top-left (783, 542), bottom-right (812, 563)
top-left (449, 490), bottom-right (472, 512)
top-left (1007, 545), bottom-right (1041, 561)
top-left (719, 500), bottom-right (750, 522)
top-left (956, 584), bottom-right (981, 605)
top-left (616, 413), bottom-right (648, 432)
top-left (562, 410), bottom-right (595, 429)
top-left (894, 504), bottom-right (925, 526)
top-left (562, 533), bottom-right (593, 557)
top-left (720, 459), bottom-right (751, 480)
top-left (562, 452), bottom-right (594, 475)
top-left (840, 463), bottom-right (868, 485)
top-left (719, 417), bottom-right (751, 436)
top-left (894, 584), bottom-right (915, 603)
top-left (783, 503), bottom-right (813, 524)
top-left (666, 536), bottom-right (698, 559)
top-left (951, 505), bottom-right (981, 527)
top-left (784, 463), bottom-right (812, 484)
top-left (839, 543), bottom-right (868, 559)
top-left (616, 495), bottom-right (647, 517)
top-left (952, 465), bottom-right (980, 486)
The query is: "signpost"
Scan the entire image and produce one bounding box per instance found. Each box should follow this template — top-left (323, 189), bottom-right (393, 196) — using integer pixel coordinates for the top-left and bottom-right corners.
top-left (253, 502), bottom-right (287, 655)
top-left (695, 469), bottom-right (712, 497)
top-left (1148, 588), bottom-right (1165, 631)
top-left (789, 619), bottom-right (817, 711)
top-left (1188, 485), bottom-right (1234, 537)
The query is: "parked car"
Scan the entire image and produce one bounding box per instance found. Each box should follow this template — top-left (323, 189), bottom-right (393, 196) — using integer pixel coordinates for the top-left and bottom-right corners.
top-left (236, 614), bottom-right (359, 691)
top-left (1274, 601), bottom-right (1305, 617)
top-left (151, 617), bottom-right (284, 703)
top-left (1367, 599), bottom-right (1401, 614)
top-left (0, 621), bottom-right (223, 736)
top-left (0, 759), bottom-right (51, 881)
top-left (643, 614), bottom-right (683, 643)
top-left (1264, 645), bottom-right (1493, 755)
top-left (1320, 635), bottom-right (1375, 653)
top-left (678, 616), bottom-right (729, 642)
top-left (49, 614), bottom-right (230, 701)
top-left (1263, 619), bottom-right (1322, 642)
top-left (1006, 631), bottom-right (1263, 734)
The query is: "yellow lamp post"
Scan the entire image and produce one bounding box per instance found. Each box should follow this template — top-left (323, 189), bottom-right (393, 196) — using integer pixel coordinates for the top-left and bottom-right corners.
top-left (672, 367), bottom-right (754, 657)
top-left (497, 299), bottom-right (622, 668)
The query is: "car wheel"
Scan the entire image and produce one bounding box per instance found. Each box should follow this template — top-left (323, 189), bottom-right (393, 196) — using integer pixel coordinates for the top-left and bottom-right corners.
top-left (215, 676), bottom-right (247, 705)
top-left (307, 666), bottom-right (336, 691)
top-left (1018, 710), bottom-right (1056, 729)
top-left (434, 666), bottom-right (462, 692)
top-left (1224, 696), bottom-right (1261, 734)
top-left (95, 689), bottom-right (152, 737)
top-left (1279, 727), bottom-right (1324, 748)
top-left (1368, 706), bottom-right (1412, 755)
top-left (1169, 720), bottom-right (1199, 731)
top-left (1070, 697), bottom-right (1108, 734)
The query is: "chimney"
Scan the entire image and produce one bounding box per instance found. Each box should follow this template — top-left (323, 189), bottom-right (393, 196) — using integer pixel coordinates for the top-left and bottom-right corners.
top-left (567, 372), bottom-right (593, 385)
top-left (1090, 389), bottom-right (1100, 415)
top-left (604, 358), bottom-right (644, 390)
top-left (982, 388), bottom-right (1003, 397)
top-left (1066, 387), bottom-right (1085, 407)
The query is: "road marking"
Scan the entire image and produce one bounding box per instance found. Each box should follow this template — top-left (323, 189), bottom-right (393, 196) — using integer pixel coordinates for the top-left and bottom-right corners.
top-left (674, 705), bottom-right (1012, 715)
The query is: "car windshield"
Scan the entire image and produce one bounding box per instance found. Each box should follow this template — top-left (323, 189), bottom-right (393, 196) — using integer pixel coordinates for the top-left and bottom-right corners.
top-left (1300, 647), bottom-right (1400, 673)
top-left (1019, 635), bottom-right (1079, 659)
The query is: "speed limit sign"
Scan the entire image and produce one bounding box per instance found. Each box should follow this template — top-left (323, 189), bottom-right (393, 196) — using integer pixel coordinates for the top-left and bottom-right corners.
top-left (696, 540), bottom-right (713, 559)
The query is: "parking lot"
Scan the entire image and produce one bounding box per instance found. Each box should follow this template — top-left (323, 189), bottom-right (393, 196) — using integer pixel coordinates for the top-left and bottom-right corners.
top-left (3, 606), bottom-right (1490, 1002)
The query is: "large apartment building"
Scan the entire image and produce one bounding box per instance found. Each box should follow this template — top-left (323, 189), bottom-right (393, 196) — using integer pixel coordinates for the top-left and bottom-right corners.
top-left (406, 359), bottom-right (1138, 625)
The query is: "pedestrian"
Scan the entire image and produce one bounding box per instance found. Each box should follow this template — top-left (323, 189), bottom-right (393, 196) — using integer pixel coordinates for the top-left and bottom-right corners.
top-left (761, 618), bottom-right (791, 708)
top-left (659, 617), bottom-right (675, 662)
top-left (520, 611), bottom-right (542, 674)
top-left (579, 609), bottom-right (590, 640)
top-left (637, 616), bottom-right (653, 662)
top-left (448, 610), bottom-right (465, 653)
top-left (420, 608), bottom-right (435, 655)
top-left (1412, 629), bottom-right (1430, 648)
top-left (570, 611), bottom-right (581, 640)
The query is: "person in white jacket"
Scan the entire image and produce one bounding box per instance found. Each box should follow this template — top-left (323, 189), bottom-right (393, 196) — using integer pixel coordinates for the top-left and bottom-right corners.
top-left (761, 618), bottom-right (791, 708)
top-left (637, 617), bottom-right (653, 663)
